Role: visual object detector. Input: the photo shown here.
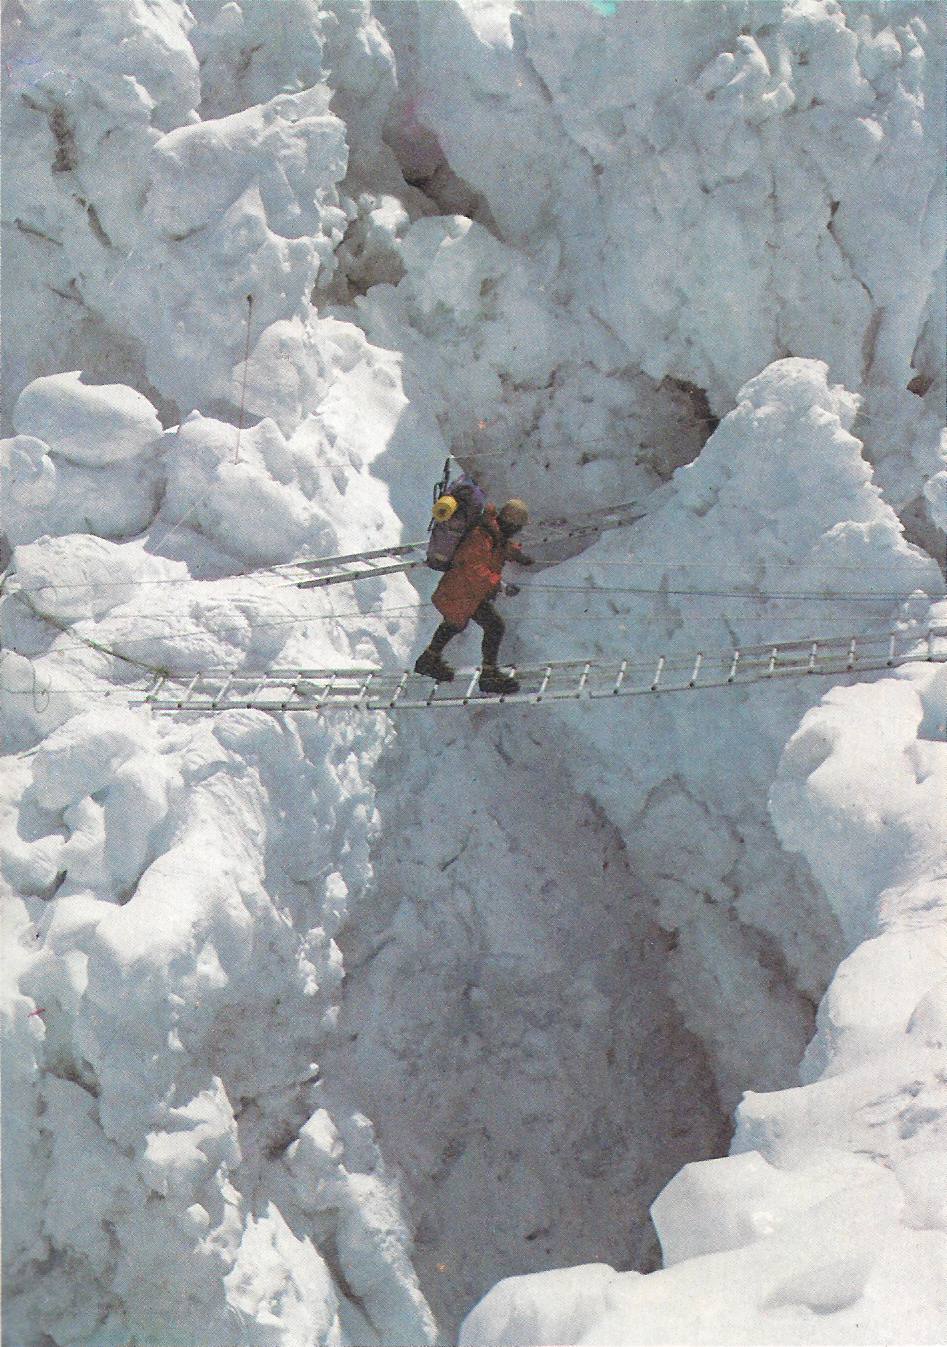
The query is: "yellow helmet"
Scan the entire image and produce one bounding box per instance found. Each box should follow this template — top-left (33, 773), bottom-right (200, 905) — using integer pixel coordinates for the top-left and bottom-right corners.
top-left (498, 499), bottom-right (528, 529)
top-left (432, 494), bottom-right (459, 522)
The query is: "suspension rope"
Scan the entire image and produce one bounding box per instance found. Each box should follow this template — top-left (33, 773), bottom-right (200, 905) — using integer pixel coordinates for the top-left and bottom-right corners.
top-left (8, 553), bottom-right (941, 597)
top-left (7, 588), bottom-right (431, 676)
top-left (10, 580), bottom-right (938, 684)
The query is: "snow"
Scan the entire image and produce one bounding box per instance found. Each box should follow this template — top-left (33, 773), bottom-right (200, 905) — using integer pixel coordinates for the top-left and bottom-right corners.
top-left (2, 0), bottom-right (945, 1344)
top-left (459, 632), bottom-right (947, 1346)
top-left (13, 371), bottom-right (163, 466)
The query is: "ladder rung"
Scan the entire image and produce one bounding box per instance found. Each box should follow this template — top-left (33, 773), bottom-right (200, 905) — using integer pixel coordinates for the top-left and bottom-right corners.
top-left (462, 668), bottom-right (481, 704)
top-left (388, 672), bottom-right (409, 708)
top-left (211, 673), bottom-right (235, 707)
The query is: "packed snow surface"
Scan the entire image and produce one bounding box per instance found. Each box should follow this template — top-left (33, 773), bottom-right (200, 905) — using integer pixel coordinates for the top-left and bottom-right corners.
top-left (2, 0), bottom-right (945, 1345)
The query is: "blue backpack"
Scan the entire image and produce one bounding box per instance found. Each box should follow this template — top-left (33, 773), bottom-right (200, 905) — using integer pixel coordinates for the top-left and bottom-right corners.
top-left (426, 470), bottom-right (486, 571)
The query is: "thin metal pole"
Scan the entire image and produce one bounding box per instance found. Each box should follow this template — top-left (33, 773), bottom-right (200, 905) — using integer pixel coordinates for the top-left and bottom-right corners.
top-left (234, 294), bottom-right (254, 465)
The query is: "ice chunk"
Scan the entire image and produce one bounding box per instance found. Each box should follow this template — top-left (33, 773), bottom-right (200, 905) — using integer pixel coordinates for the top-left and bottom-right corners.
top-left (459, 1264), bottom-right (623, 1347)
top-left (12, 534), bottom-right (189, 623)
top-left (13, 372), bottom-right (162, 466)
top-left (30, 708), bottom-right (153, 812)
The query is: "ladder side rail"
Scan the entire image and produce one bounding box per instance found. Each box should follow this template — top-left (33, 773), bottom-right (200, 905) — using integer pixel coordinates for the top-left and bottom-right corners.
top-left (268, 666), bottom-right (377, 680)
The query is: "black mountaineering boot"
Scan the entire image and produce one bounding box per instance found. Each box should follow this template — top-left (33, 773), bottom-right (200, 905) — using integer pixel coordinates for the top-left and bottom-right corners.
top-left (414, 648), bottom-right (455, 682)
top-left (478, 665), bottom-right (519, 695)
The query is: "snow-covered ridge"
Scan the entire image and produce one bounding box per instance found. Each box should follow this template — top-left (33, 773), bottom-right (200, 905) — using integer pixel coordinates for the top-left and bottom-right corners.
top-left (2, 0), bottom-right (945, 1343)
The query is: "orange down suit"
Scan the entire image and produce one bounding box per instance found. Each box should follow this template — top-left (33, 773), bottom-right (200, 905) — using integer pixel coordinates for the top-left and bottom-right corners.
top-left (432, 506), bottom-right (526, 629)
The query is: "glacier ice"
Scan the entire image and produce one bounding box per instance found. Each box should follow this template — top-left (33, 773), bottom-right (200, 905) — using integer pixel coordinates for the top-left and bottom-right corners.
top-left (2, 0), bottom-right (945, 1344)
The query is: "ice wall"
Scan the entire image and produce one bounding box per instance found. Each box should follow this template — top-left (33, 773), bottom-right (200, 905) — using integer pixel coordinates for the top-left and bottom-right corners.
top-left (459, 635), bottom-right (947, 1346)
top-left (2, 358), bottom-right (440, 1343)
top-left (381, 0), bottom-right (945, 540)
top-left (2, 0), bottom-right (945, 1344)
top-left (2, 5), bottom-right (440, 1327)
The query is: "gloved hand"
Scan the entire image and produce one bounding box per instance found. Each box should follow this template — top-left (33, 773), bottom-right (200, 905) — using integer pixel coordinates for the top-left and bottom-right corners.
top-left (504, 583), bottom-right (521, 597)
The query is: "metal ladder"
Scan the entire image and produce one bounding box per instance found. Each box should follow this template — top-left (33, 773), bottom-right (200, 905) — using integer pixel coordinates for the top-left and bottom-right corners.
top-left (134, 627), bottom-right (947, 715)
top-left (279, 498), bottom-right (650, 589)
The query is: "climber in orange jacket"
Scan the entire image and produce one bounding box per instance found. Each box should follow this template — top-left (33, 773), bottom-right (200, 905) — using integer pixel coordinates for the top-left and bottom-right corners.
top-left (414, 499), bottom-right (534, 694)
